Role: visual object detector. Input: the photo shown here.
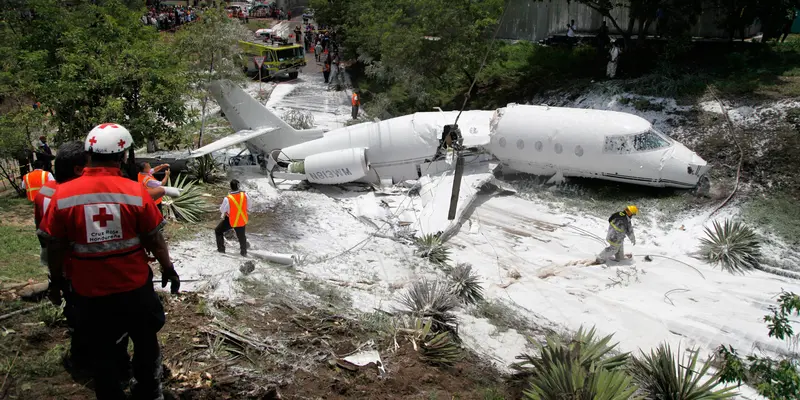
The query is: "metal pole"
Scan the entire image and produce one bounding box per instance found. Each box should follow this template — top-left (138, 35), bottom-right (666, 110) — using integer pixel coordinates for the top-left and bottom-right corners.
top-left (448, 155), bottom-right (464, 220)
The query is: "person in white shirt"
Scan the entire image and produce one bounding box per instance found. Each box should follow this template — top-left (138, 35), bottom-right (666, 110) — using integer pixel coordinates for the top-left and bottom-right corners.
top-left (567, 20), bottom-right (576, 37)
top-left (216, 179), bottom-right (250, 256)
top-left (607, 40), bottom-right (622, 78)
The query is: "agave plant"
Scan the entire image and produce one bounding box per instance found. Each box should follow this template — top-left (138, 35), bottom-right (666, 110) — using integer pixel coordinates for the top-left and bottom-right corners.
top-left (513, 326), bottom-right (630, 379)
top-left (397, 279), bottom-right (459, 336)
top-left (420, 331), bottom-right (462, 365)
top-left (630, 343), bottom-right (737, 400)
top-left (187, 154), bottom-right (222, 183)
top-left (516, 326), bottom-right (635, 399)
top-left (414, 233), bottom-right (451, 265)
top-left (524, 360), bottom-right (637, 400)
top-left (405, 317), bottom-right (462, 366)
top-left (699, 219), bottom-right (761, 274)
top-left (447, 263), bottom-right (485, 306)
top-left (161, 175), bottom-right (211, 223)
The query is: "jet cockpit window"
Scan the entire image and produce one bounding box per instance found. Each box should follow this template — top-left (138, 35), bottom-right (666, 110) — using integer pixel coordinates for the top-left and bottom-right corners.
top-left (633, 129), bottom-right (671, 152)
top-left (603, 135), bottom-right (633, 154)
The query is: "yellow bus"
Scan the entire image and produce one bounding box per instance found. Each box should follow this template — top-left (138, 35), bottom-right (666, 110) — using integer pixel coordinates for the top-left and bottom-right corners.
top-left (239, 40), bottom-right (306, 80)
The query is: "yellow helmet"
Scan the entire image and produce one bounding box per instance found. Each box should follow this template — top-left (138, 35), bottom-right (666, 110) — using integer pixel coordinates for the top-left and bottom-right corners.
top-left (626, 205), bottom-right (639, 216)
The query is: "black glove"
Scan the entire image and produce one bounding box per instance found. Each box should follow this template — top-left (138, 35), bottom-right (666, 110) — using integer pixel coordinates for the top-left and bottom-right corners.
top-left (161, 265), bottom-right (180, 294)
top-left (47, 275), bottom-right (65, 306)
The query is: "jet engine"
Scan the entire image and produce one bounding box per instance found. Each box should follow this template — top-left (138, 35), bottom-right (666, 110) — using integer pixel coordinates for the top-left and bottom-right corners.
top-left (287, 147), bottom-right (370, 185)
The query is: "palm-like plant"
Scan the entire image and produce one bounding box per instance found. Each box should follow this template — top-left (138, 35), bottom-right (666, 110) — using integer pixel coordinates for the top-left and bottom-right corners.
top-left (515, 326), bottom-right (636, 399)
top-left (397, 279), bottom-right (459, 336)
top-left (630, 343), bottom-right (737, 400)
top-left (161, 175), bottom-right (211, 223)
top-left (189, 154), bottom-right (222, 183)
top-left (524, 360), bottom-right (637, 400)
top-left (404, 317), bottom-right (462, 366)
top-left (414, 233), bottom-right (451, 265)
top-left (699, 219), bottom-right (761, 274)
top-left (447, 263), bottom-right (484, 306)
top-left (420, 331), bottom-right (462, 366)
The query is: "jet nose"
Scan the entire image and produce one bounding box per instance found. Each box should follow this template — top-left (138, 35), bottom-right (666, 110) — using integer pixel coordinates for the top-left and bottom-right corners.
top-left (662, 144), bottom-right (710, 188)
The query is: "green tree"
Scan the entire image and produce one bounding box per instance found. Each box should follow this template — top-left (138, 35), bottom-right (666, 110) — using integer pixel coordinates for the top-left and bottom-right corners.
top-left (564, 0), bottom-right (702, 47)
top-left (1, 0), bottom-right (188, 151)
top-left (310, 0), bottom-right (504, 116)
top-left (172, 5), bottom-right (250, 148)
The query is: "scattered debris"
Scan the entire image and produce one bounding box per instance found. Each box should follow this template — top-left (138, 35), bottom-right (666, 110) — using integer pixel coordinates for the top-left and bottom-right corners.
top-left (239, 260), bottom-right (256, 275)
top-left (249, 250), bottom-right (296, 265)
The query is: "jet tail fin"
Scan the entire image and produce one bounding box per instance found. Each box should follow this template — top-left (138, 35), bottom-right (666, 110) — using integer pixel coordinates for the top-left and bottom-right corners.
top-left (209, 79), bottom-right (297, 134)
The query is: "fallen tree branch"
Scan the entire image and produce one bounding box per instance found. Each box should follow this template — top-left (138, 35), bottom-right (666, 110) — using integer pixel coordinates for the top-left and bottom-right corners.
top-left (0, 347), bottom-right (20, 395)
top-left (204, 322), bottom-right (275, 354)
top-left (754, 264), bottom-right (800, 281)
top-left (664, 288), bottom-right (690, 306)
top-left (707, 86), bottom-right (743, 219)
top-left (638, 254), bottom-right (706, 279)
top-left (0, 304), bottom-right (47, 322)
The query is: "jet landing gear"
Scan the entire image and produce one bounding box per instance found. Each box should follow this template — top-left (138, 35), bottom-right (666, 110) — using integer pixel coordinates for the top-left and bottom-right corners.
top-left (695, 174), bottom-right (711, 197)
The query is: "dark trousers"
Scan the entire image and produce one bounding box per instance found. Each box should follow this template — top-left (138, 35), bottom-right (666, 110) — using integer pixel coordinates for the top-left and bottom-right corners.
top-left (323, 70), bottom-right (330, 83)
top-left (215, 219), bottom-right (247, 255)
top-left (351, 105), bottom-right (359, 119)
top-left (72, 281), bottom-right (166, 400)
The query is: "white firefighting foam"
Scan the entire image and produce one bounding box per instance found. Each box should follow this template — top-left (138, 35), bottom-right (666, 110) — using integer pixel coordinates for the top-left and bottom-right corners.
top-left (168, 74), bottom-right (798, 399)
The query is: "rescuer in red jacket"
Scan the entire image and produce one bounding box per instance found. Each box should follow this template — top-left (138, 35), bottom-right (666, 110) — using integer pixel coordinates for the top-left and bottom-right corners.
top-left (38, 123), bottom-right (180, 399)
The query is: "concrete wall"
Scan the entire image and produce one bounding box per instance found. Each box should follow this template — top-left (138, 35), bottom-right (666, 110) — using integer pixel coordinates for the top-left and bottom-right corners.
top-left (498, 0), bottom-right (760, 42)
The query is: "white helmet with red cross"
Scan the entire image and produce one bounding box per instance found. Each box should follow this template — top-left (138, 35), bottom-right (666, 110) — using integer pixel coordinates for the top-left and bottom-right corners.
top-left (85, 123), bottom-right (134, 154)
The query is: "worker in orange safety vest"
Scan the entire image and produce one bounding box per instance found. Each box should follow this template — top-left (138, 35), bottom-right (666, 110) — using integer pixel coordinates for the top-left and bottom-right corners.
top-left (21, 161), bottom-right (55, 202)
top-left (39, 122), bottom-right (179, 399)
top-left (215, 179), bottom-right (249, 256)
top-left (351, 91), bottom-right (360, 120)
top-left (138, 161), bottom-right (170, 213)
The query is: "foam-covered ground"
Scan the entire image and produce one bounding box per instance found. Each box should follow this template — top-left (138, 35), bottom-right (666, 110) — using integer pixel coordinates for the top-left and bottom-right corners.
top-left (166, 78), bottom-right (799, 399)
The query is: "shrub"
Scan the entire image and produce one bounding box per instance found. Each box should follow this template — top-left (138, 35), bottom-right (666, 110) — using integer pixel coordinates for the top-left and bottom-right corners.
top-left (281, 109), bottom-right (315, 130)
top-left (631, 343), bottom-right (736, 400)
top-left (715, 291), bottom-right (800, 400)
top-left (447, 263), bottom-right (484, 306)
top-left (397, 279), bottom-right (459, 336)
top-left (188, 154), bottom-right (223, 183)
top-left (699, 219), bottom-right (761, 274)
top-left (161, 175), bottom-right (211, 223)
top-left (414, 233), bottom-right (451, 265)
top-left (514, 326), bottom-right (635, 400)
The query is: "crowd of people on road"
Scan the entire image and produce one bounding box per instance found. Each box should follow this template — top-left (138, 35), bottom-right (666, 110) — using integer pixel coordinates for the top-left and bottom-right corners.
top-left (141, 4), bottom-right (200, 31)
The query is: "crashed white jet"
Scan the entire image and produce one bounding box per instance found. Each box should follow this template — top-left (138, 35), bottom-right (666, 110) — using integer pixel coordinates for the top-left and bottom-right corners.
top-left (189, 80), bottom-right (709, 190)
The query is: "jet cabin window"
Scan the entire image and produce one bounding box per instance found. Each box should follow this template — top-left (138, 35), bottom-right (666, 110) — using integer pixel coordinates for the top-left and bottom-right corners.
top-left (604, 129), bottom-right (671, 154)
top-left (633, 129), bottom-right (671, 151)
top-left (603, 135), bottom-right (633, 154)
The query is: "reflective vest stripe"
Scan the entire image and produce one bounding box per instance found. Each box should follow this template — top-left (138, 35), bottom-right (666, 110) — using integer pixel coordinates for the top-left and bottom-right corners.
top-left (227, 193), bottom-right (248, 228)
top-left (39, 186), bottom-right (56, 197)
top-left (57, 193), bottom-right (143, 210)
top-left (73, 236), bottom-right (142, 255)
top-left (609, 221), bottom-right (624, 233)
